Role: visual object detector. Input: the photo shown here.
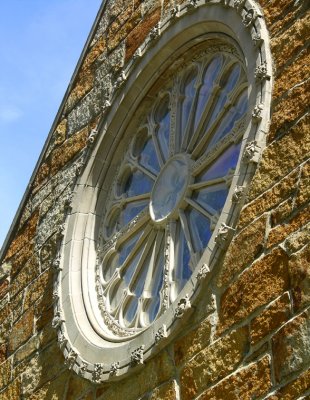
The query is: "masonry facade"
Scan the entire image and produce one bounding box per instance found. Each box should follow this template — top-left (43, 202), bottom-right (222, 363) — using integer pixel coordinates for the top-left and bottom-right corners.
top-left (0, 0), bottom-right (309, 399)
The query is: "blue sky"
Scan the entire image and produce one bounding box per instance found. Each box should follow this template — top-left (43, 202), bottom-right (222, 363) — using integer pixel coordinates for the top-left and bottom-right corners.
top-left (0, 0), bottom-right (102, 249)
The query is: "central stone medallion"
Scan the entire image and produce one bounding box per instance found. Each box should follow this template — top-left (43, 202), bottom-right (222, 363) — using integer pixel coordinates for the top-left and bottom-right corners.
top-left (150, 154), bottom-right (191, 222)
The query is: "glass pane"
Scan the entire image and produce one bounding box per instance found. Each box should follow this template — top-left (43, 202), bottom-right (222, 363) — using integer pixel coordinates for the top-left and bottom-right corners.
top-left (206, 64), bottom-right (241, 129)
top-left (174, 222), bottom-right (191, 292)
top-left (146, 244), bottom-right (164, 323)
top-left (188, 207), bottom-right (212, 253)
top-left (118, 228), bottom-right (145, 265)
top-left (123, 170), bottom-right (153, 197)
top-left (139, 137), bottom-right (160, 173)
top-left (193, 185), bottom-right (228, 213)
top-left (147, 297), bottom-right (160, 324)
top-left (123, 246), bottom-right (145, 286)
top-left (132, 252), bottom-right (150, 297)
top-left (197, 143), bottom-right (241, 182)
top-left (109, 279), bottom-right (125, 311)
top-left (194, 56), bottom-right (223, 130)
top-left (119, 200), bottom-right (148, 227)
top-left (207, 90), bottom-right (248, 149)
top-left (103, 253), bottom-right (119, 282)
top-left (123, 296), bottom-right (138, 326)
top-left (155, 98), bottom-right (170, 161)
top-left (181, 71), bottom-right (197, 142)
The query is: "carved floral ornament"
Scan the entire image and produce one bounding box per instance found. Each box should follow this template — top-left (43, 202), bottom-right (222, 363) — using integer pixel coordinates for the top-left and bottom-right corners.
top-left (54, 0), bottom-right (272, 382)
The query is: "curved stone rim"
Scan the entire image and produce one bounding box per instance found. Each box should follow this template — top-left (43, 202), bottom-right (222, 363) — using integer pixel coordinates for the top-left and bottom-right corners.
top-left (54, 0), bottom-right (273, 383)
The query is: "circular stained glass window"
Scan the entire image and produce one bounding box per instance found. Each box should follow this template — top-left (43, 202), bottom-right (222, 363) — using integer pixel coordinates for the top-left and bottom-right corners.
top-left (96, 49), bottom-right (248, 335)
top-left (57, 0), bottom-right (272, 381)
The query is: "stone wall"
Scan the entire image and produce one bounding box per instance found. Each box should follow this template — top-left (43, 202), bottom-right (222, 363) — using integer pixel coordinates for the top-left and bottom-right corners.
top-left (0, 0), bottom-right (309, 399)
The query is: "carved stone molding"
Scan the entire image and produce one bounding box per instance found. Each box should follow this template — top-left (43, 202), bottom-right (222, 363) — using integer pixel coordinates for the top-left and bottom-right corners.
top-left (87, 129), bottom-right (98, 146)
top-left (93, 363), bottom-right (104, 383)
top-left (155, 325), bottom-right (168, 344)
top-left (175, 295), bottom-right (191, 319)
top-left (242, 141), bottom-right (261, 164)
top-left (232, 185), bottom-right (247, 203)
top-left (252, 103), bottom-right (264, 122)
top-left (110, 362), bottom-right (120, 376)
top-left (196, 264), bottom-right (210, 280)
top-left (215, 223), bottom-right (235, 247)
top-left (65, 349), bottom-right (78, 370)
top-left (52, 310), bottom-right (64, 329)
top-left (255, 61), bottom-right (270, 81)
top-left (131, 346), bottom-right (145, 366)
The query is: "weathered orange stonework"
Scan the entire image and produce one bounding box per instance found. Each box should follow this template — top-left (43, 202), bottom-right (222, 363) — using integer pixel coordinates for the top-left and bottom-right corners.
top-left (0, 0), bottom-right (309, 399)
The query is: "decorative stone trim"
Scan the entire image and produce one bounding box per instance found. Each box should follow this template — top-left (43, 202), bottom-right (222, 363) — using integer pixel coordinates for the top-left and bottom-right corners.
top-left (242, 141), bottom-right (261, 164)
top-left (215, 223), bottom-right (235, 248)
top-left (232, 185), bottom-right (247, 203)
top-left (155, 325), bottom-right (168, 344)
top-left (110, 362), bottom-right (120, 376)
top-left (93, 363), bottom-right (104, 383)
top-left (52, 310), bottom-right (64, 329)
top-left (252, 103), bottom-right (264, 122)
top-left (130, 346), bottom-right (145, 366)
top-left (65, 349), bottom-right (78, 369)
top-left (87, 129), bottom-right (98, 146)
top-left (255, 61), bottom-right (270, 81)
top-left (175, 295), bottom-right (191, 319)
top-left (196, 264), bottom-right (210, 280)
top-left (55, 0), bottom-right (272, 383)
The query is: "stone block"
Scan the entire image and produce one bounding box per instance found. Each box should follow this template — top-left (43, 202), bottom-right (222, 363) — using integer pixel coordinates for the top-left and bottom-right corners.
top-left (14, 336), bottom-right (38, 366)
top-left (174, 318), bottom-right (212, 366)
top-left (24, 270), bottom-right (53, 313)
top-left (295, 160), bottom-right (310, 208)
top-left (0, 343), bottom-right (7, 363)
top-left (0, 378), bottom-right (21, 400)
top-left (149, 380), bottom-right (177, 400)
top-left (10, 241), bottom-right (35, 278)
top-left (267, 205), bottom-right (310, 248)
top-left (271, 198), bottom-right (293, 227)
top-left (217, 214), bottom-right (267, 287)
top-left (33, 162), bottom-right (50, 191)
top-left (10, 255), bottom-right (40, 298)
top-left (261, 0), bottom-right (308, 36)
top-left (66, 372), bottom-right (95, 399)
top-left (239, 170), bottom-right (299, 229)
top-left (39, 233), bottom-right (58, 271)
top-left (274, 50), bottom-right (310, 99)
top-left (284, 223), bottom-right (310, 255)
top-left (97, 350), bottom-right (174, 400)
top-left (125, 7), bottom-right (161, 61)
top-left (270, 12), bottom-right (310, 71)
top-left (250, 292), bottom-right (291, 344)
top-left (218, 248), bottom-right (289, 334)
top-left (289, 244), bottom-right (310, 311)
top-left (266, 369), bottom-right (310, 399)
top-left (248, 115), bottom-right (309, 199)
top-left (0, 278), bottom-right (9, 299)
top-left (180, 327), bottom-right (248, 400)
top-left (21, 343), bottom-right (65, 396)
top-left (11, 290), bottom-right (25, 323)
top-left (269, 79), bottom-right (310, 140)
top-left (198, 356), bottom-right (271, 400)
top-left (66, 89), bottom-right (102, 136)
top-left (0, 359), bottom-right (11, 390)
top-left (8, 309), bottom-right (34, 354)
top-left (27, 370), bottom-right (70, 400)
top-left (4, 212), bottom-right (39, 261)
top-left (50, 126), bottom-right (88, 176)
top-left (272, 308), bottom-right (310, 383)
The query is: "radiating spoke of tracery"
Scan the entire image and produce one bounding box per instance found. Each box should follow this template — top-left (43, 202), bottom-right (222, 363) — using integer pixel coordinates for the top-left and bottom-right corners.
top-left (98, 48), bottom-right (248, 333)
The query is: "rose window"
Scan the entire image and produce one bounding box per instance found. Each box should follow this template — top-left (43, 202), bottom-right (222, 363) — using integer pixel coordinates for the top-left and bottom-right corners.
top-left (97, 49), bottom-right (248, 335)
